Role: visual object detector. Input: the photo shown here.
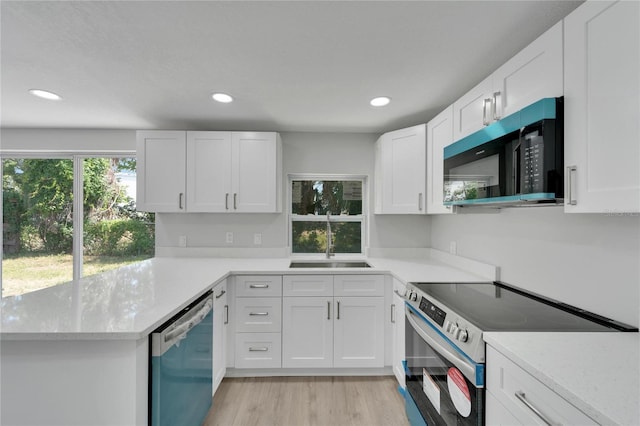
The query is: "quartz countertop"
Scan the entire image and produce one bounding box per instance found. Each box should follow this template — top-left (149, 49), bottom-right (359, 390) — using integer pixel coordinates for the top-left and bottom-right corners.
top-left (0, 253), bottom-right (491, 341)
top-left (483, 332), bottom-right (640, 426)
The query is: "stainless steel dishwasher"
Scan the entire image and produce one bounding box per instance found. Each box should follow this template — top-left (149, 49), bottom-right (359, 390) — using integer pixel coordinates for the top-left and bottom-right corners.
top-left (150, 290), bottom-right (213, 426)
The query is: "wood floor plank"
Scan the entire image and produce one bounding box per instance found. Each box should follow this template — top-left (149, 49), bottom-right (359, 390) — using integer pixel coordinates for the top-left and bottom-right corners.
top-left (203, 376), bottom-right (409, 426)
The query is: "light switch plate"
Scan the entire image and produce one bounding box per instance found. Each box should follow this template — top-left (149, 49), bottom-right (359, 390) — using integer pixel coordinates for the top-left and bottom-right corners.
top-left (226, 232), bottom-right (233, 244)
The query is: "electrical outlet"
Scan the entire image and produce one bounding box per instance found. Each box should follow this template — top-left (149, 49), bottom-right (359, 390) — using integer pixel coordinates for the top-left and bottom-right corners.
top-left (226, 232), bottom-right (233, 244)
top-left (254, 233), bottom-right (262, 245)
top-left (449, 241), bottom-right (457, 255)
top-left (178, 235), bottom-right (187, 248)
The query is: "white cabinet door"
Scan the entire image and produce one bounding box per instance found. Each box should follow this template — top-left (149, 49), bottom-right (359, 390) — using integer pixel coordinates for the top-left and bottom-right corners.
top-left (493, 21), bottom-right (563, 120)
top-left (427, 106), bottom-right (454, 214)
top-left (212, 281), bottom-right (227, 395)
top-left (564, 0), bottom-right (640, 213)
top-left (282, 297), bottom-right (333, 368)
top-left (232, 132), bottom-right (281, 212)
top-left (453, 76), bottom-right (493, 142)
top-left (452, 22), bottom-right (563, 142)
top-left (136, 130), bottom-right (186, 212)
top-left (186, 131), bottom-right (232, 212)
top-left (486, 391), bottom-right (521, 425)
top-left (333, 297), bottom-right (385, 368)
top-left (375, 124), bottom-right (427, 214)
top-left (391, 280), bottom-right (406, 388)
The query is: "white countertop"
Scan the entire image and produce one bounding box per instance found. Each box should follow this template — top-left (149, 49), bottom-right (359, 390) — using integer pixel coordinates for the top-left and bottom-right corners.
top-left (483, 332), bottom-right (640, 426)
top-left (0, 253), bottom-right (490, 341)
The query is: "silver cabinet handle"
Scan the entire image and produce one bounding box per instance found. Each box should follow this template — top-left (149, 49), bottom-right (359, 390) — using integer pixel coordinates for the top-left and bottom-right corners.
top-left (391, 304), bottom-right (396, 323)
top-left (327, 301), bottom-right (331, 320)
top-left (514, 391), bottom-right (555, 426)
top-left (336, 301), bottom-right (341, 320)
top-left (492, 91), bottom-right (501, 120)
top-left (249, 347), bottom-right (268, 352)
top-left (482, 98), bottom-right (492, 126)
top-left (224, 305), bottom-right (228, 325)
top-left (566, 166), bottom-right (577, 205)
top-left (233, 193), bottom-right (237, 210)
top-left (249, 312), bottom-right (269, 316)
top-left (249, 284), bottom-right (269, 289)
top-left (418, 193), bottom-right (423, 211)
top-left (225, 193), bottom-right (229, 210)
top-left (215, 289), bottom-right (226, 299)
top-left (178, 193), bottom-right (184, 210)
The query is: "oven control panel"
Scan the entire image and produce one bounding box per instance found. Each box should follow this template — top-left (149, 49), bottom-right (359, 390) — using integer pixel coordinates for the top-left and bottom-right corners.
top-left (418, 297), bottom-right (446, 327)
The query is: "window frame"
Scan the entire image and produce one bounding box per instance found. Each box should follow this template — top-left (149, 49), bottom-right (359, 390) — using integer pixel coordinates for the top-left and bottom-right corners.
top-left (288, 173), bottom-right (368, 258)
top-left (1, 150), bottom-right (138, 297)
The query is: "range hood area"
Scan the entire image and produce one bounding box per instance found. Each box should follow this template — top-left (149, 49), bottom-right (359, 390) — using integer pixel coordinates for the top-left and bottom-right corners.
top-left (444, 98), bottom-right (564, 208)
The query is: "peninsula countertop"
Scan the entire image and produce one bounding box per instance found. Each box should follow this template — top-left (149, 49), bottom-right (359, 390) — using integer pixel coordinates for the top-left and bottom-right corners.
top-left (0, 253), bottom-right (491, 341)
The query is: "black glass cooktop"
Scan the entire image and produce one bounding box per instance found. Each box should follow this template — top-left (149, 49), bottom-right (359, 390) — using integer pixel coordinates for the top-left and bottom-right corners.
top-left (411, 282), bottom-right (637, 332)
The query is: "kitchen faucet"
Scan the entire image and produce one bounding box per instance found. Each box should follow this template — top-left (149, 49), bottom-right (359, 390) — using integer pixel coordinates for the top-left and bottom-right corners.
top-left (326, 211), bottom-right (334, 258)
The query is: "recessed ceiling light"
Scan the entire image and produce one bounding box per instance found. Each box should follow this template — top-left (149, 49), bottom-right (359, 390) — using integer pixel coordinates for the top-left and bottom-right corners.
top-left (370, 96), bottom-right (391, 107)
top-left (212, 93), bottom-right (234, 103)
top-left (29, 89), bottom-right (62, 101)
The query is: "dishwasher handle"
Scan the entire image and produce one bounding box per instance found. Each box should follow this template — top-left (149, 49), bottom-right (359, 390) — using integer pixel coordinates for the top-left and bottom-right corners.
top-left (163, 298), bottom-right (213, 345)
top-left (152, 295), bottom-right (213, 356)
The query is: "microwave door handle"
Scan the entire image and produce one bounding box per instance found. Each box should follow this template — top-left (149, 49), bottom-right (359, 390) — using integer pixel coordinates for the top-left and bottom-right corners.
top-left (513, 142), bottom-right (521, 194)
top-left (406, 307), bottom-right (478, 385)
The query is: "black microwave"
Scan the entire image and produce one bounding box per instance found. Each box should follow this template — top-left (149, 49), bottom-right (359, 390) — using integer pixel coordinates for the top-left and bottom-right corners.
top-left (444, 97), bottom-right (563, 206)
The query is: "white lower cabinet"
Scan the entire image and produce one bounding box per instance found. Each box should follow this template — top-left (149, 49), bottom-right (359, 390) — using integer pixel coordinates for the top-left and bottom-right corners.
top-left (233, 275), bottom-right (283, 369)
top-left (486, 345), bottom-right (597, 425)
top-left (391, 279), bottom-right (406, 388)
top-left (234, 333), bottom-right (282, 369)
top-left (212, 280), bottom-right (228, 395)
top-left (282, 275), bottom-right (386, 369)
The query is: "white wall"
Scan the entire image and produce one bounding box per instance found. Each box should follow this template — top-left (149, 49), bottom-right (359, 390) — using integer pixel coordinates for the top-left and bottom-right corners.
top-left (1, 128), bottom-right (136, 152)
top-left (430, 207), bottom-right (640, 327)
top-left (156, 132), bottom-right (431, 252)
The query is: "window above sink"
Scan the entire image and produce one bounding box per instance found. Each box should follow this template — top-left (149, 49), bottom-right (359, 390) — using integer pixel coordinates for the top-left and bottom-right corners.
top-left (288, 175), bottom-right (367, 257)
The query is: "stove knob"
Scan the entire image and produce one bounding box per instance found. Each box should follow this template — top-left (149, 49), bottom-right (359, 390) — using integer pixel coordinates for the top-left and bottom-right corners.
top-left (410, 292), bottom-right (418, 302)
top-left (458, 329), bottom-right (469, 343)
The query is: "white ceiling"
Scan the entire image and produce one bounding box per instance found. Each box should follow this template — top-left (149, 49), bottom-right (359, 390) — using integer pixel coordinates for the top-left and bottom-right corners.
top-left (1, 1), bottom-right (582, 134)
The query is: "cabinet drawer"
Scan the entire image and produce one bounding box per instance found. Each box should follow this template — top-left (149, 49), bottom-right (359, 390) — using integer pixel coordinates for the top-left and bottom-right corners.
top-left (235, 297), bottom-right (282, 333)
top-left (487, 346), bottom-right (597, 425)
top-left (235, 333), bottom-right (282, 369)
top-left (334, 275), bottom-right (385, 297)
top-left (235, 275), bottom-right (282, 297)
top-left (283, 275), bottom-right (333, 297)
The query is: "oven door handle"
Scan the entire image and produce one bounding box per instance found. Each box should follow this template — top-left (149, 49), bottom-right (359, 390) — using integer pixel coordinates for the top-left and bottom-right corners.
top-left (406, 307), bottom-right (478, 385)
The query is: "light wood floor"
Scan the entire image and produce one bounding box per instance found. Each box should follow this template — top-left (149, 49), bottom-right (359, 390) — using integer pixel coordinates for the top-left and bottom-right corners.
top-left (203, 376), bottom-right (409, 426)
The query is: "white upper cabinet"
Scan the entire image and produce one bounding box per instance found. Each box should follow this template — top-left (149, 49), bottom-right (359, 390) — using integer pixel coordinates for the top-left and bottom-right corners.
top-left (375, 124), bottom-right (427, 214)
top-left (232, 132), bottom-right (281, 213)
top-left (137, 130), bottom-right (282, 213)
top-left (426, 106), bottom-right (454, 214)
top-left (453, 21), bottom-right (563, 141)
top-left (187, 131), bottom-right (232, 212)
top-left (564, 0), bottom-right (639, 213)
top-left (136, 131), bottom-right (187, 212)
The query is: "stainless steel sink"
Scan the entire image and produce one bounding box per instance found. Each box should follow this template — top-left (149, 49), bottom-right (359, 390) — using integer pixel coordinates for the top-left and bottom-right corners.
top-left (289, 261), bottom-right (371, 268)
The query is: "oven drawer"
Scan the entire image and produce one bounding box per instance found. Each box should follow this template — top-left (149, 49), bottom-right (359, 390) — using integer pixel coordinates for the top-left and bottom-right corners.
top-left (235, 333), bottom-right (282, 369)
top-left (235, 297), bottom-right (282, 333)
top-left (486, 346), bottom-right (597, 425)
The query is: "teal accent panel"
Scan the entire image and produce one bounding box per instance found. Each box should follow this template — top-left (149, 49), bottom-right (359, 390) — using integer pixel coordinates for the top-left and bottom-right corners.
top-left (444, 193), bottom-right (557, 205)
top-left (444, 97), bottom-right (558, 159)
top-left (405, 391), bottom-right (428, 426)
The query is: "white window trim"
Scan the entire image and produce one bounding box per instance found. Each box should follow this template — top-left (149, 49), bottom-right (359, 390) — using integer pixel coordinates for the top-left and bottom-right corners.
top-left (288, 174), bottom-right (368, 258)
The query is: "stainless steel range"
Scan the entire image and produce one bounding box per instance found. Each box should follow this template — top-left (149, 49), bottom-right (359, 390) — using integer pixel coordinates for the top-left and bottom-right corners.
top-left (402, 281), bottom-right (637, 426)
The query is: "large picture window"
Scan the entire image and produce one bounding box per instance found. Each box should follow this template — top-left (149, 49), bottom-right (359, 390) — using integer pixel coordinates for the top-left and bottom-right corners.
top-left (290, 176), bottom-right (365, 255)
top-left (1, 155), bottom-right (154, 298)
